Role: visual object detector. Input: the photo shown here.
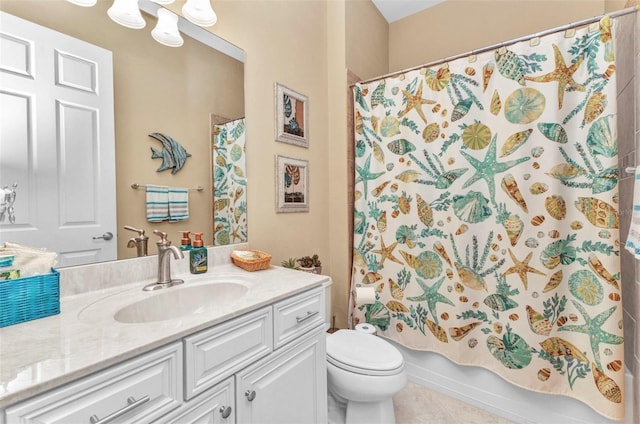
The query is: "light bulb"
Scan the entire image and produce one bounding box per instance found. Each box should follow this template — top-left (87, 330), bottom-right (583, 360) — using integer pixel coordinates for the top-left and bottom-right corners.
top-left (65, 0), bottom-right (98, 6)
top-left (182, 0), bottom-right (217, 27)
top-left (107, 0), bottom-right (146, 29)
top-left (152, 8), bottom-right (184, 47)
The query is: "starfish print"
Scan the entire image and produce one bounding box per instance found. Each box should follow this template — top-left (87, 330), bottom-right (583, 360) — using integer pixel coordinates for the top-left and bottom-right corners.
top-left (460, 135), bottom-right (529, 205)
top-left (397, 80), bottom-right (435, 124)
top-left (558, 300), bottom-right (623, 370)
top-left (502, 249), bottom-right (545, 290)
top-left (524, 44), bottom-right (585, 109)
top-left (355, 154), bottom-right (385, 200)
top-left (407, 276), bottom-right (454, 324)
top-left (372, 237), bottom-right (403, 268)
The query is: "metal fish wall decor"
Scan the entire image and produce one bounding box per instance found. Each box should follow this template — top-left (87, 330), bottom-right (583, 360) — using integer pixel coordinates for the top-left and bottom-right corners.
top-left (149, 132), bottom-right (192, 174)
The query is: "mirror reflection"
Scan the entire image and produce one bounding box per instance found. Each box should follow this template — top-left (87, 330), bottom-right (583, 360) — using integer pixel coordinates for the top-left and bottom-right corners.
top-left (0, 0), bottom-right (245, 267)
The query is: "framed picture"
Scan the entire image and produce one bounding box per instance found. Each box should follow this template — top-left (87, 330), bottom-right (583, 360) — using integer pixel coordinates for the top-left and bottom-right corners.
top-left (275, 155), bottom-right (309, 213)
top-left (275, 82), bottom-right (308, 148)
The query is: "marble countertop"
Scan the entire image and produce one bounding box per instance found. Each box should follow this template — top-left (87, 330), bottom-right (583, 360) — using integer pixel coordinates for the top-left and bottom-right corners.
top-left (0, 263), bottom-right (329, 407)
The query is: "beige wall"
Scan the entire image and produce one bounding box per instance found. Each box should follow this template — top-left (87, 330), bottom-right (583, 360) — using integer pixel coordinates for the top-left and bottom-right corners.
top-left (389, 1), bottom-right (605, 72)
top-left (346, 0), bottom-right (389, 80)
top-left (0, 0), bottom-right (244, 259)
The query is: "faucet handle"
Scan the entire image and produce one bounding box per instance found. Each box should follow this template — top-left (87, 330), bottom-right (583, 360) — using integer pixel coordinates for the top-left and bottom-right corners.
top-left (124, 225), bottom-right (146, 236)
top-left (153, 230), bottom-right (170, 246)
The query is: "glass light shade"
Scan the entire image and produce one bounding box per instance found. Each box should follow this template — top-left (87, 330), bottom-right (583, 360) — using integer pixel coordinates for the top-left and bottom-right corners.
top-left (150, 0), bottom-right (175, 4)
top-left (152, 9), bottom-right (183, 47)
top-left (107, 0), bottom-right (146, 29)
top-left (182, 0), bottom-right (217, 27)
top-left (66, 0), bottom-right (98, 6)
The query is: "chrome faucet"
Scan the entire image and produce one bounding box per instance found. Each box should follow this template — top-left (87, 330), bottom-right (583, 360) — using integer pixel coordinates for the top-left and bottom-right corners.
top-left (143, 230), bottom-right (184, 291)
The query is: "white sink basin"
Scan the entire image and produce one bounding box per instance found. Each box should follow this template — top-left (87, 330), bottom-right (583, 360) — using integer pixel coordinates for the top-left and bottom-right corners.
top-left (113, 282), bottom-right (248, 323)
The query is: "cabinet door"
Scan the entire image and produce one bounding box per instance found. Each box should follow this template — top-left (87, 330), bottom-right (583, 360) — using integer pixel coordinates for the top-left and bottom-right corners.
top-left (162, 378), bottom-right (235, 424)
top-left (236, 327), bottom-right (327, 424)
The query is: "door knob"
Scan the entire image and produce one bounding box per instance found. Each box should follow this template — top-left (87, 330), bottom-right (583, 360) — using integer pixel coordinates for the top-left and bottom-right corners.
top-left (245, 389), bottom-right (256, 401)
top-left (93, 232), bottom-right (114, 241)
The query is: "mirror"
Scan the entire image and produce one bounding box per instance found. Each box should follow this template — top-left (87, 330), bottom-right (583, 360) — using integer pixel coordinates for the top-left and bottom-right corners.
top-left (0, 0), bottom-right (245, 266)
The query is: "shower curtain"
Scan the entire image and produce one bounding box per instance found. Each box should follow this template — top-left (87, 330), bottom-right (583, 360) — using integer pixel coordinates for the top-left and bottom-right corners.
top-left (350, 17), bottom-right (624, 420)
top-left (212, 117), bottom-right (247, 245)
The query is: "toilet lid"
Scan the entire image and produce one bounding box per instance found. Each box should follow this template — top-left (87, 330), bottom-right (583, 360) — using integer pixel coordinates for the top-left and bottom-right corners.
top-left (326, 329), bottom-right (404, 376)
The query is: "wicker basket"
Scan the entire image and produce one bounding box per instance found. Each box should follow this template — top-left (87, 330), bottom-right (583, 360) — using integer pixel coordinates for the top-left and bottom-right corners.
top-left (231, 250), bottom-right (272, 272)
top-left (0, 269), bottom-right (60, 328)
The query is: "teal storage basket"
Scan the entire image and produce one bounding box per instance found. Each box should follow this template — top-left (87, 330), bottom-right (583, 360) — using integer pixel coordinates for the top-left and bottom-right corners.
top-left (0, 269), bottom-right (60, 328)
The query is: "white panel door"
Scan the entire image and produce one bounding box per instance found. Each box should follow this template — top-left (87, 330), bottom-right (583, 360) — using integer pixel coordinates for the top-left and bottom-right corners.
top-left (0, 11), bottom-right (116, 267)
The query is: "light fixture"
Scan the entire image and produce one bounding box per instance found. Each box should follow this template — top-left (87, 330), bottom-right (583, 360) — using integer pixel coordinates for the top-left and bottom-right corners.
top-left (182, 0), bottom-right (217, 27)
top-left (107, 0), bottom-right (146, 29)
top-left (152, 8), bottom-right (183, 47)
top-left (66, 0), bottom-right (97, 6)
top-left (150, 0), bottom-right (175, 4)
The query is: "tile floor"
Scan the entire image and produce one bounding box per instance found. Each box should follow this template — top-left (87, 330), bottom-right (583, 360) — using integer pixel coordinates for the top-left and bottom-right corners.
top-left (392, 381), bottom-right (516, 424)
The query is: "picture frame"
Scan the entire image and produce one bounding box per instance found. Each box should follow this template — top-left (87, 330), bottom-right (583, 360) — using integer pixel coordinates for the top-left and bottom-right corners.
top-left (275, 155), bottom-right (309, 213)
top-left (275, 82), bottom-right (308, 148)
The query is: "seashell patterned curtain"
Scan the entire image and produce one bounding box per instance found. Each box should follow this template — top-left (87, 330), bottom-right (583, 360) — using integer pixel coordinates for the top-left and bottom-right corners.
top-left (212, 117), bottom-right (247, 245)
top-left (350, 17), bottom-right (624, 420)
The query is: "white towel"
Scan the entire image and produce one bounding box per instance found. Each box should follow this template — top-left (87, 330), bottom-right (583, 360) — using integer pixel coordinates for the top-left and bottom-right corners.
top-left (169, 187), bottom-right (189, 222)
top-left (0, 242), bottom-right (58, 276)
top-left (625, 167), bottom-right (640, 258)
top-left (146, 185), bottom-right (169, 222)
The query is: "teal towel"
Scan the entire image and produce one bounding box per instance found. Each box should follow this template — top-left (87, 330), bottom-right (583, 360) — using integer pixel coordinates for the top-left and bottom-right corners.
top-left (146, 185), bottom-right (169, 222)
top-left (169, 187), bottom-right (189, 222)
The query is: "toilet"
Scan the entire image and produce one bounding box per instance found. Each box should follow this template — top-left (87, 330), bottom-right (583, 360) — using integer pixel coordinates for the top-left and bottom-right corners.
top-left (326, 328), bottom-right (407, 424)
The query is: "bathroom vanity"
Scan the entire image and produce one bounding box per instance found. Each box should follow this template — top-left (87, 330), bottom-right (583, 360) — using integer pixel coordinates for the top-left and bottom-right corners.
top-left (0, 255), bottom-right (329, 424)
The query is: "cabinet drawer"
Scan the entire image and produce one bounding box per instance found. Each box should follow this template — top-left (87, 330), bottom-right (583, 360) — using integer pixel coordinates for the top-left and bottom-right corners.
top-left (184, 306), bottom-right (272, 400)
top-left (273, 287), bottom-right (324, 349)
top-left (4, 342), bottom-right (182, 424)
top-left (161, 377), bottom-right (235, 424)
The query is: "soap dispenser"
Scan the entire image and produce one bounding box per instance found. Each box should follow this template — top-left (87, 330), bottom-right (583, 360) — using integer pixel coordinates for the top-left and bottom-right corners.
top-left (180, 231), bottom-right (192, 251)
top-left (190, 232), bottom-right (207, 274)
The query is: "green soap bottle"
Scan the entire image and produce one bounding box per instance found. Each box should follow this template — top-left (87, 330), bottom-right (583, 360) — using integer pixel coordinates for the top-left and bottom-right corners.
top-left (190, 232), bottom-right (208, 274)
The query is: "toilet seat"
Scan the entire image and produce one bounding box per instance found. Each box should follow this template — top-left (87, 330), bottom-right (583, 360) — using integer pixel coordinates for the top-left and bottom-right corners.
top-left (326, 329), bottom-right (404, 376)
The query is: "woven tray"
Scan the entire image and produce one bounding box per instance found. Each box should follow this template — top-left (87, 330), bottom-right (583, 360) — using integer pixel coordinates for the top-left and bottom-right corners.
top-left (231, 250), bottom-right (272, 272)
top-left (0, 269), bottom-right (60, 328)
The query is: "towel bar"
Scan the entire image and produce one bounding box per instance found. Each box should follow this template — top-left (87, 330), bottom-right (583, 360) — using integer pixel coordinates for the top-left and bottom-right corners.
top-left (131, 183), bottom-right (204, 192)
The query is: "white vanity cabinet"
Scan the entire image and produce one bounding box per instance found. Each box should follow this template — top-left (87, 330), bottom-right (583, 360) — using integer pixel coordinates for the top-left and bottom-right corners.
top-left (3, 342), bottom-right (183, 424)
top-left (2, 285), bottom-right (327, 424)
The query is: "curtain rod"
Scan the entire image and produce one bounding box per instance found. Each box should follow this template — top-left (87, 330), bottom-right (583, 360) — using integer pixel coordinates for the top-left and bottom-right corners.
top-left (353, 5), bottom-right (639, 87)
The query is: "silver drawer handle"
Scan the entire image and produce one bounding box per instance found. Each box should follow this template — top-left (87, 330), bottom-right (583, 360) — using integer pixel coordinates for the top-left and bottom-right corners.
top-left (219, 405), bottom-right (232, 418)
top-left (296, 310), bottom-right (319, 323)
top-left (89, 395), bottom-right (150, 424)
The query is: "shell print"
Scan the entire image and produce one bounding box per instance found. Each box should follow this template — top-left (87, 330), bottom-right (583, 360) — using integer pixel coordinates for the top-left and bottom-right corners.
top-left (426, 319), bottom-right (449, 343)
top-left (490, 90), bottom-right (502, 115)
top-left (583, 92), bottom-right (607, 126)
top-left (592, 365), bottom-right (622, 403)
top-left (422, 122), bottom-right (441, 142)
top-left (425, 67), bottom-right (451, 91)
top-left (416, 194), bottom-right (434, 227)
top-left (482, 63), bottom-right (494, 91)
top-left (526, 305), bottom-right (552, 336)
top-left (494, 49), bottom-right (527, 85)
top-left (539, 337), bottom-right (589, 363)
top-left (588, 254), bottom-right (620, 290)
top-left (386, 300), bottom-right (409, 312)
top-left (451, 98), bottom-right (473, 122)
top-left (503, 214), bottom-right (524, 246)
top-left (449, 322), bottom-right (482, 341)
top-left (545, 195), bottom-right (567, 220)
top-left (543, 270), bottom-right (563, 293)
top-left (537, 123), bottom-right (568, 144)
top-left (574, 197), bottom-right (619, 229)
top-left (487, 331), bottom-right (533, 370)
top-left (452, 191), bottom-right (492, 223)
top-left (529, 182), bottom-right (549, 195)
top-left (500, 129), bottom-right (533, 157)
top-left (433, 241), bottom-right (453, 267)
top-left (462, 122), bottom-right (492, 150)
top-left (501, 174), bottom-right (528, 212)
top-left (389, 278), bottom-right (404, 299)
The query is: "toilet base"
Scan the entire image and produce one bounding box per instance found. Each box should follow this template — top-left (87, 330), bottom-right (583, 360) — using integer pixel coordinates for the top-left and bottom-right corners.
top-left (345, 398), bottom-right (396, 424)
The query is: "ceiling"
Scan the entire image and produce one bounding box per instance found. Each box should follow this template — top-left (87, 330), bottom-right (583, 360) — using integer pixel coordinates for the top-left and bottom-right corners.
top-left (371, 0), bottom-right (447, 23)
